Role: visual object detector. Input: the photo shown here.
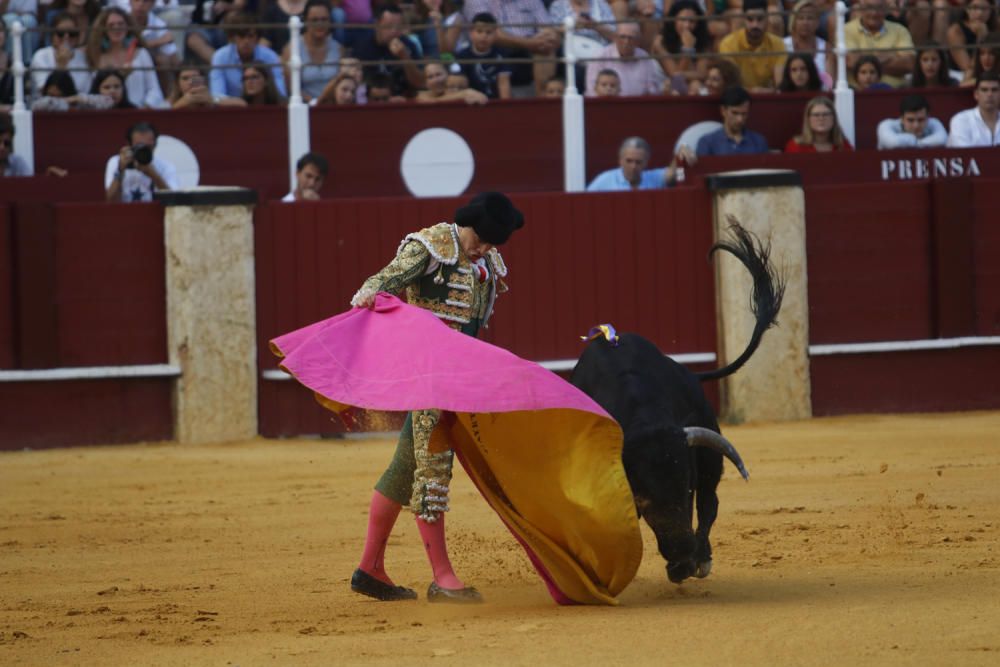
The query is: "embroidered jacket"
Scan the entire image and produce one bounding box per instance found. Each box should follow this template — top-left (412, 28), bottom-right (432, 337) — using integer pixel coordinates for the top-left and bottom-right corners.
top-left (356, 222), bottom-right (508, 330)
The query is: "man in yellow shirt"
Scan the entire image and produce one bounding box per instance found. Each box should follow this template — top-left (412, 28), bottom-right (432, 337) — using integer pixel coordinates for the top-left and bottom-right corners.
top-left (844, 0), bottom-right (915, 88)
top-left (719, 0), bottom-right (787, 92)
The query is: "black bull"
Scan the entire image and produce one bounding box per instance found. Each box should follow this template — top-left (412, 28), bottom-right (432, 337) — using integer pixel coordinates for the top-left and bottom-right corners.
top-left (571, 222), bottom-right (785, 584)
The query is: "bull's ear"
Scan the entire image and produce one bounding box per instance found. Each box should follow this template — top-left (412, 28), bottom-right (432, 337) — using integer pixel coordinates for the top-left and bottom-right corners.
top-left (684, 427), bottom-right (750, 481)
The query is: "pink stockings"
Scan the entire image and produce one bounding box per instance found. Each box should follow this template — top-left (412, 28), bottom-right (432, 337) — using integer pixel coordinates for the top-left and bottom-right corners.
top-left (357, 490), bottom-right (464, 590)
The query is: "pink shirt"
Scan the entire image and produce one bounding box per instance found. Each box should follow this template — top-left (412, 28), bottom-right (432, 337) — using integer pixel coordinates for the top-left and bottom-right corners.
top-left (342, 0), bottom-right (372, 23)
top-left (584, 43), bottom-right (663, 97)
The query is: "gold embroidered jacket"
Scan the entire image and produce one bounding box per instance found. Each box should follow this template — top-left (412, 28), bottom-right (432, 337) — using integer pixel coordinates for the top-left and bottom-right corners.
top-left (357, 222), bottom-right (509, 330)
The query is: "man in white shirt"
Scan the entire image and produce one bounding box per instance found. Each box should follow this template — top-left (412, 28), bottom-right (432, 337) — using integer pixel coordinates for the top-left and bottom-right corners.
top-left (282, 152), bottom-right (328, 202)
top-left (29, 12), bottom-right (92, 97)
top-left (877, 94), bottom-right (948, 149)
top-left (104, 122), bottom-right (179, 202)
top-left (585, 22), bottom-right (664, 97)
top-left (948, 72), bottom-right (1000, 148)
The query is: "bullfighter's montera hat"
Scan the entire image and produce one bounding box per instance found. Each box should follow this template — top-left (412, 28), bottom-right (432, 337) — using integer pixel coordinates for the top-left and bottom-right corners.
top-left (454, 192), bottom-right (525, 246)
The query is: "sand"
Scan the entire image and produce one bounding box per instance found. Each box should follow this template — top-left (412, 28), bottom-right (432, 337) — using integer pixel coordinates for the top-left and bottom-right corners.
top-left (2, 411), bottom-right (999, 666)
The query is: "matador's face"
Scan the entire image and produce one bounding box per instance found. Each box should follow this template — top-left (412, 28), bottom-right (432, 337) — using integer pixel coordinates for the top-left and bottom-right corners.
top-left (457, 226), bottom-right (493, 262)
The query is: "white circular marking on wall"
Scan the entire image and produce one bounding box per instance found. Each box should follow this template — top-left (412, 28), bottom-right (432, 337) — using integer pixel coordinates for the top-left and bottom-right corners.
top-left (154, 135), bottom-right (200, 189)
top-left (400, 128), bottom-right (475, 197)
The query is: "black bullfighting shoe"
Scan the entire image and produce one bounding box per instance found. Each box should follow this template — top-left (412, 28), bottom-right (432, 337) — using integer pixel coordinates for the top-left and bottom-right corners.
top-left (350, 569), bottom-right (418, 601)
top-left (426, 582), bottom-right (484, 604)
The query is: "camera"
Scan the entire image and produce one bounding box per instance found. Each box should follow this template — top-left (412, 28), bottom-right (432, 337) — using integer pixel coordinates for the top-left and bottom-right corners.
top-left (132, 144), bottom-right (153, 166)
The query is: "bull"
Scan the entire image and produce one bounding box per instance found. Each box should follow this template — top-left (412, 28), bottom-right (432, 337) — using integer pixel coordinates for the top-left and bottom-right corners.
top-left (571, 222), bottom-right (785, 584)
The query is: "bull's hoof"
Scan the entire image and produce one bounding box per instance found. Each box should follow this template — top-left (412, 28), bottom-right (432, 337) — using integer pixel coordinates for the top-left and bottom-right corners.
top-left (694, 560), bottom-right (713, 578)
top-left (667, 561), bottom-right (696, 584)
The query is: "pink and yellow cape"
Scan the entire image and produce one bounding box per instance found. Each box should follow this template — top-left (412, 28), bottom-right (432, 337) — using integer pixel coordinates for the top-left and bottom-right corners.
top-left (270, 294), bottom-right (642, 605)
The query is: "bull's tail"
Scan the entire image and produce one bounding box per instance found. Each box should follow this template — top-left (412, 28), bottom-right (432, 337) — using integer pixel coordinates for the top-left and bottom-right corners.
top-left (696, 219), bottom-right (786, 383)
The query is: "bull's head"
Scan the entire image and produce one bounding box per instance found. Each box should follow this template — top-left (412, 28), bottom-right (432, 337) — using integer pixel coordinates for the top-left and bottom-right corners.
top-left (624, 426), bottom-right (748, 584)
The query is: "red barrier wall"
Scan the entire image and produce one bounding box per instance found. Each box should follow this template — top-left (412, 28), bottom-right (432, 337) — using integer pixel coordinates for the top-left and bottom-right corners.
top-left (255, 189), bottom-right (719, 437)
top-left (972, 179), bottom-right (1000, 336)
top-left (0, 202), bottom-right (172, 450)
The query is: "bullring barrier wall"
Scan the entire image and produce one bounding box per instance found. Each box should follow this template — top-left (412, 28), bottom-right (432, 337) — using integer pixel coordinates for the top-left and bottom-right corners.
top-left (2, 179), bottom-right (999, 449)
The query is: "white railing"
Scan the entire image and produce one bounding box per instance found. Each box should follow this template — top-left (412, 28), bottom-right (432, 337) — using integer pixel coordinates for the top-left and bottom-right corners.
top-left (833, 1), bottom-right (856, 146)
top-left (562, 15), bottom-right (586, 193)
top-left (10, 20), bottom-right (34, 175)
top-left (285, 15), bottom-right (310, 194)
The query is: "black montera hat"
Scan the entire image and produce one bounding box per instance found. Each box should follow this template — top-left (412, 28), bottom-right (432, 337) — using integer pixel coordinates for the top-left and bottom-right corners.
top-left (454, 192), bottom-right (525, 246)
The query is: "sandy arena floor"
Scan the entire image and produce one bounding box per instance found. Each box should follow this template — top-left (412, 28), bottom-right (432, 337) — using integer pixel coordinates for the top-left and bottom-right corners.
top-left (2, 411), bottom-right (999, 666)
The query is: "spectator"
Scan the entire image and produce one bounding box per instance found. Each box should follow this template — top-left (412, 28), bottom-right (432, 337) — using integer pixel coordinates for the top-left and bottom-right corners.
top-left (283, 151), bottom-right (327, 201)
top-left (696, 85), bottom-right (769, 155)
top-left (877, 93), bottom-right (949, 148)
top-left (0, 111), bottom-right (30, 176)
top-left (351, 4), bottom-right (424, 98)
top-left (455, 12), bottom-right (512, 100)
top-left (460, 0), bottom-right (560, 96)
top-left (210, 11), bottom-right (286, 99)
top-left (30, 12), bottom-right (92, 98)
top-left (416, 60), bottom-right (488, 104)
top-left (585, 21), bottom-right (664, 96)
top-left (339, 0), bottom-right (373, 48)
top-left (718, 0), bottom-right (786, 92)
top-left (2, 0), bottom-right (39, 62)
top-left (586, 136), bottom-right (684, 191)
top-left (543, 75), bottom-right (566, 96)
top-left (698, 56), bottom-right (742, 95)
top-left (169, 64), bottom-right (247, 108)
top-left (445, 69), bottom-right (470, 94)
top-left (948, 71), bottom-right (1000, 146)
top-left (241, 62), bottom-right (285, 105)
top-left (852, 54), bottom-right (893, 90)
top-left (946, 0), bottom-right (996, 74)
top-left (127, 0), bottom-right (179, 96)
top-left (549, 0), bottom-right (617, 48)
top-left (280, 0), bottom-right (342, 102)
top-left (593, 68), bottom-right (621, 96)
top-left (785, 96), bottom-right (852, 152)
top-left (104, 120), bottom-right (178, 202)
top-left (365, 70), bottom-right (402, 103)
top-left (31, 70), bottom-right (114, 110)
top-left (778, 52), bottom-right (823, 92)
top-left (961, 31), bottom-right (1000, 87)
top-left (338, 56), bottom-right (366, 103)
top-left (844, 0), bottom-right (915, 88)
top-left (0, 20), bottom-right (11, 109)
top-left (782, 0), bottom-right (833, 89)
top-left (651, 0), bottom-right (711, 95)
top-left (316, 71), bottom-right (357, 105)
top-left (85, 8), bottom-right (165, 108)
top-left (911, 41), bottom-right (957, 88)
top-left (608, 0), bottom-right (662, 51)
top-left (414, 0), bottom-right (467, 57)
top-left (89, 68), bottom-right (136, 108)
top-left (185, 0), bottom-right (242, 64)
top-left (260, 0), bottom-right (308, 56)
top-left (46, 0), bottom-right (101, 44)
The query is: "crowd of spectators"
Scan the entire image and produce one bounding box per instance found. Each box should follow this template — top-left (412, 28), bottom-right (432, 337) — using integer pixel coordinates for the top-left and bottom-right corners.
top-left (0, 0), bottom-right (998, 110)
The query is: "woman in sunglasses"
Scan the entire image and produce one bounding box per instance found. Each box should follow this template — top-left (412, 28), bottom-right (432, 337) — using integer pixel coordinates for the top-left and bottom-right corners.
top-left (30, 12), bottom-right (93, 99)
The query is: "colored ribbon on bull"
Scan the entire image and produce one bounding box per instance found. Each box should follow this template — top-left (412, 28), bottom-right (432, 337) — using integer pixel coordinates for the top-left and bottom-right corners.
top-left (580, 324), bottom-right (620, 347)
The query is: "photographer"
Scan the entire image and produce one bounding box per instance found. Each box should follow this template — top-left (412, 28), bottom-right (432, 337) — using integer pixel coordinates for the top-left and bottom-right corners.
top-left (104, 121), bottom-right (178, 202)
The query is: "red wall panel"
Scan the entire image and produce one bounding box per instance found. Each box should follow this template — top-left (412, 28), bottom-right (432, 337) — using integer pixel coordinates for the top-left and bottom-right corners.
top-left (0, 379), bottom-right (172, 450)
top-left (805, 182), bottom-right (934, 344)
top-left (52, 203), bottom-right (167, 366)
top-left (0, 206), bottom-right (12, 367)
top-left (810, 346), bottom-right (1000, 415)
top-left (972, 179), bottom-right (1000, 336)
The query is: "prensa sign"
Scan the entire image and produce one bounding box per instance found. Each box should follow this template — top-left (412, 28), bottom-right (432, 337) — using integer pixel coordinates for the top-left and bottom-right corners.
top-left (880, 155), bottom-right (982, 181)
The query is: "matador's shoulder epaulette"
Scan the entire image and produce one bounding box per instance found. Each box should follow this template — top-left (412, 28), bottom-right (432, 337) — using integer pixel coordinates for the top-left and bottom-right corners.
top-left (485, 248), bottom-right (508, 278)
top-left (399, 222), bottom-right (460, 265)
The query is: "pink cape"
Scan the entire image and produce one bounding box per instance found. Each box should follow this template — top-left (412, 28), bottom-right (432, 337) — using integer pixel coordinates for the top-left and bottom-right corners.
top-left (270, 294), bottom-right (642, 605)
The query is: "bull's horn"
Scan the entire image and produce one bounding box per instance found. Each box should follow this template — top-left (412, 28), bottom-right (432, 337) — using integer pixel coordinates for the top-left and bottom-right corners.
top-left (684, 426), bottom-right (750, 481)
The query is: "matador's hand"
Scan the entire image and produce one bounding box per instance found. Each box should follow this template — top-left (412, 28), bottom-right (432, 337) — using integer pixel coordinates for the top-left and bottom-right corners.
top-left (350, 287), bottom-right (377, 309)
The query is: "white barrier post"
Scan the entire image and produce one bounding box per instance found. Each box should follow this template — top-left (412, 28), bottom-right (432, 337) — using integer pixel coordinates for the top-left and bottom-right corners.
top-left (834, 1), bottom-right (856, 146)
top-left (562, 15), bottom-right (586, 192)
top-left (10, 21), bottom-right (34, 175)
top-left (286, 16), bottom-right (311, 194)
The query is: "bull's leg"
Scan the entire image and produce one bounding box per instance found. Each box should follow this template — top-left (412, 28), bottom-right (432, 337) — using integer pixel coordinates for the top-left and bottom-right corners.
top-left (640, 504), bottom-right (699, 584)
top-left (694, 447), bottom-right (723, 578)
